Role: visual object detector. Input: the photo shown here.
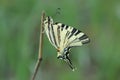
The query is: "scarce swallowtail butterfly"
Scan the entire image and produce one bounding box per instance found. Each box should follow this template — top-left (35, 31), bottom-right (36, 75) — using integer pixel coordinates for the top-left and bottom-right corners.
top-left (43, 16), bottom-right (90, 71)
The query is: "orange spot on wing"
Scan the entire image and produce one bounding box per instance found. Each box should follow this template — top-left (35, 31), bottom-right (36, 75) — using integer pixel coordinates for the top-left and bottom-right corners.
top-left (57, 47), bottom-right (60, 52)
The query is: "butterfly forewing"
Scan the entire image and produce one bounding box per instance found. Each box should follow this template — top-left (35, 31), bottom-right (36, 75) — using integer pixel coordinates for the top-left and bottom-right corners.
top-left (54, 22), bottom-right (90, 48)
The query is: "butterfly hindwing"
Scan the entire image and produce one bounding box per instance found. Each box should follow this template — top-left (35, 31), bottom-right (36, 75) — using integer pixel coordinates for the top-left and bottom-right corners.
top-left (44, 17), bottom-right (59, 48)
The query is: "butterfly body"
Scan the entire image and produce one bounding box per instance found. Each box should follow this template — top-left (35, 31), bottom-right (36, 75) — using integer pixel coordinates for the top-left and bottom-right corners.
top-left (43, 16), bottom-right (90, 70)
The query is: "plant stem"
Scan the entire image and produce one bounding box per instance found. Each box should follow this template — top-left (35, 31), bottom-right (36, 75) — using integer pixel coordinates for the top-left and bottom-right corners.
top-left (32, 11), bottom-right (45, 80)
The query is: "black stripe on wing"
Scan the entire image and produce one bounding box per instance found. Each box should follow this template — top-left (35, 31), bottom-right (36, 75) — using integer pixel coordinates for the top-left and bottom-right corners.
top-left (79, 34), bottom-right (88, 40)
top-left (75, 30), bottom-right (81, 36)
top-left (57, 25), bottom-right (61, 45)
top-left (68, 28), bottom-right (77, 39)
top-left (61, 24), bottom-right (65, 31)
top-left (65, 25), bottom-right (69, 29)
top-left (47, 17), bottom-right (54, 44)
top-left (79, 34), bottom-right (90, 44)
top-left (51, 24), bottom-right (58, 47)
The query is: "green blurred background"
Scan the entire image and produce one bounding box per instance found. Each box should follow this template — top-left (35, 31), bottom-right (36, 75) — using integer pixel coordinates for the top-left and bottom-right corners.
top-left (0, 0), bottom-right (120, 80)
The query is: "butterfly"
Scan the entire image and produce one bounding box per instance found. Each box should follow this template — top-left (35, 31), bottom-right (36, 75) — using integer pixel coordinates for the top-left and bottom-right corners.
top-left (43, 16), bottom-right (90, 71)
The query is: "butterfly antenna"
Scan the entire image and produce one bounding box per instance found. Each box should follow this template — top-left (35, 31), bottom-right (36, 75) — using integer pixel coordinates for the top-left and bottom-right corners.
top-left (52, 8), bottom-right (61, 18)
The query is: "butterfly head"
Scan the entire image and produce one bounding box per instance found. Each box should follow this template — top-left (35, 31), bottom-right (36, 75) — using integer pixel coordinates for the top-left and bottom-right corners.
top-left (57, 47), bottom-right (75, 71)
top-left (44, 16), bottom-right (53, 25)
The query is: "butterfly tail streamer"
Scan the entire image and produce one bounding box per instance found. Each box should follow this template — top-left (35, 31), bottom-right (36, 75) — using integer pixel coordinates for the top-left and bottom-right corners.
top-left (65, 57), bottom-right (76, 71)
